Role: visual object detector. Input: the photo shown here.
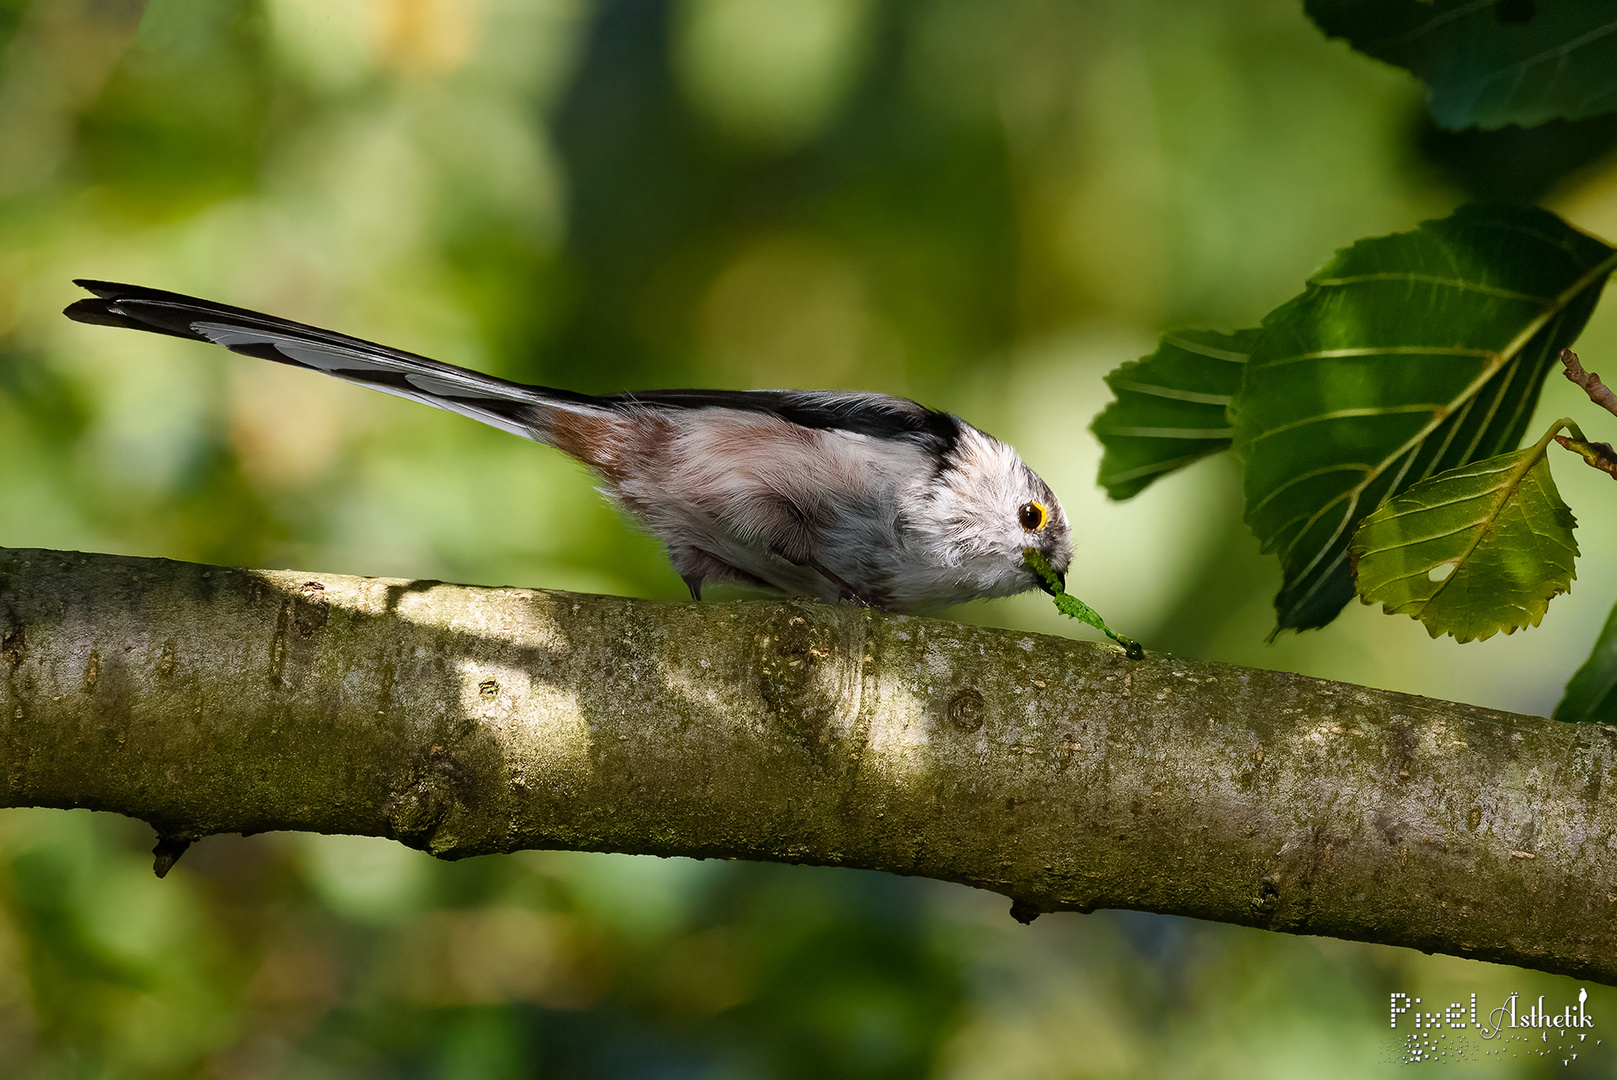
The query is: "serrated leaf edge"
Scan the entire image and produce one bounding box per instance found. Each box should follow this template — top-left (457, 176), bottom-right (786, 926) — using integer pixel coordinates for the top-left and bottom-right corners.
top-left (1092, 328), bottom-right (1255, 499)
top-left (1259, 246), bottom-right (1617, 626)
top-left (1350, 418), bottom-right (1581, 643)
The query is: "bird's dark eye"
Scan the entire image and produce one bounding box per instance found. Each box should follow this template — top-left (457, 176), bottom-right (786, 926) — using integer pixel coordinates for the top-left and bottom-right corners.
top-left (1018, 501), bottom-right (1047, 532)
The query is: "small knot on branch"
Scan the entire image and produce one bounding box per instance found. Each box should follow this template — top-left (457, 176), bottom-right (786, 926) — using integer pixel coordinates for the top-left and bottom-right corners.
top-left (1008, 898), bottom-right (1043, 924)
top-left (151, 832), bottom-right (193, 878)
top-left (1, 622), bottom-right (22, 667)
top-left (1252, 875), bottom-right (1281, 916)
top-left (1559, 349), bottom-right (1617, 420)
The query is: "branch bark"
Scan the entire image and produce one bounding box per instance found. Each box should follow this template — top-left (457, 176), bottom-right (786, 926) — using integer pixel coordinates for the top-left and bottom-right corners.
top-left (3, 545), bottom-right (1615, 982)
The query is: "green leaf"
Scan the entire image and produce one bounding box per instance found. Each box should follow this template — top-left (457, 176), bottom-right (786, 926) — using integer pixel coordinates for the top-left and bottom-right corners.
top-left (1306, 0), bottom-right (1617, 130)
top-left (1230, 204), bottom-right (1615, 632)
top-left (1091, 328), bottom-right (1258, 501)
top-left (1349, 427), bottom-right (1577, 643)
top-left (1023, 550), bottom-right (1144, 659)
top-left (1555, 597), bottom-right (1617, 723)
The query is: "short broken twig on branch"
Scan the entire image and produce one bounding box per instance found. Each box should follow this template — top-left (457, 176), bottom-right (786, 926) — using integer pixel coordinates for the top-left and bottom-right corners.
top-left (1555, 433), bottom-right (1617, 480)
top-left (1554, 351), bottom-right (1617, 480)
top-left (1560, 348), bottom-right (1617, 419)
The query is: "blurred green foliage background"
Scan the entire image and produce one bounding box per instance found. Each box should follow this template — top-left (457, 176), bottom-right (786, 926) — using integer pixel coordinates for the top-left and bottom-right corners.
top-left (4, 0), bottom-right (1617, 1074)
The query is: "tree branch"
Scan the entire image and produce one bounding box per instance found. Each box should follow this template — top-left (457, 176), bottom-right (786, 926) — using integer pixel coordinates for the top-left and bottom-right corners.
top-left (3, 546), bottom-right (1616, 983)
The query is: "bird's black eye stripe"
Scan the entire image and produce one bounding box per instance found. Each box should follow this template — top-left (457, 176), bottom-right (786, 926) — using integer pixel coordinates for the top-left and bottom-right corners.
top-left (1018, 502), bottom-right (1047, 532)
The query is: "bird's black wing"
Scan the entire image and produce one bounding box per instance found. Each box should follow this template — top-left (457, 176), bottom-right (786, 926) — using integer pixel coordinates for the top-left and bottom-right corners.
top-left (608, 388), bottom-right (963, 454)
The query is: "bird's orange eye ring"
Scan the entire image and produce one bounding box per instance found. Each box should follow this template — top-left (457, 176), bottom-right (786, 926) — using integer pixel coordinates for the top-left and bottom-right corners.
top-left (1018, 501), bottom-right (1048, 532)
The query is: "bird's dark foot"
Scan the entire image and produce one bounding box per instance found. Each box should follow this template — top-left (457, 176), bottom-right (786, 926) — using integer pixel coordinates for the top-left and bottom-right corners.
top-left (808, 559), bottom-right (871, 606)
top-left (675, 548), bottom-right (771, 601)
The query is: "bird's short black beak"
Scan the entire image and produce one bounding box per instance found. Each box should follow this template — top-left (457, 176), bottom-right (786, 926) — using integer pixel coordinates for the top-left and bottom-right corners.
top-left (1037, 569), bottom-right (1065, 597)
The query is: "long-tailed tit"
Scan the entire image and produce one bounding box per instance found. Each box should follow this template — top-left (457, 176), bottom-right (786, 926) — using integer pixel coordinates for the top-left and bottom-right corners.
top-left (65, 280), bottom-right (1073, 611)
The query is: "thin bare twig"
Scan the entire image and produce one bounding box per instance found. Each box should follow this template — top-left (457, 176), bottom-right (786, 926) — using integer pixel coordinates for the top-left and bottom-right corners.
top-left (1554, 352), bottom-right (1617, 480)
top-left (1555, 434), bottom-right (1617, 481)
top-left (1560, 348), bottom-right (1617, 419)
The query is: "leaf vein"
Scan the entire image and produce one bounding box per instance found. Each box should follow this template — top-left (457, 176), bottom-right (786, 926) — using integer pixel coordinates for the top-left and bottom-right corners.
top-left (1309, 272), bottom-right (1553, 305)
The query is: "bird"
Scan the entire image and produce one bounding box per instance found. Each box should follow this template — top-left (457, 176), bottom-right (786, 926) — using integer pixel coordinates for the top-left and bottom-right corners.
top-left (64, 280), bottom-right (1073, 612)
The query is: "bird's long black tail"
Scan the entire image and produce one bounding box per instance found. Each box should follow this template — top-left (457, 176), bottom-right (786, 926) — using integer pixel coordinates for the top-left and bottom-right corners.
top-left (64, 280), bottom-right (601, 441)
